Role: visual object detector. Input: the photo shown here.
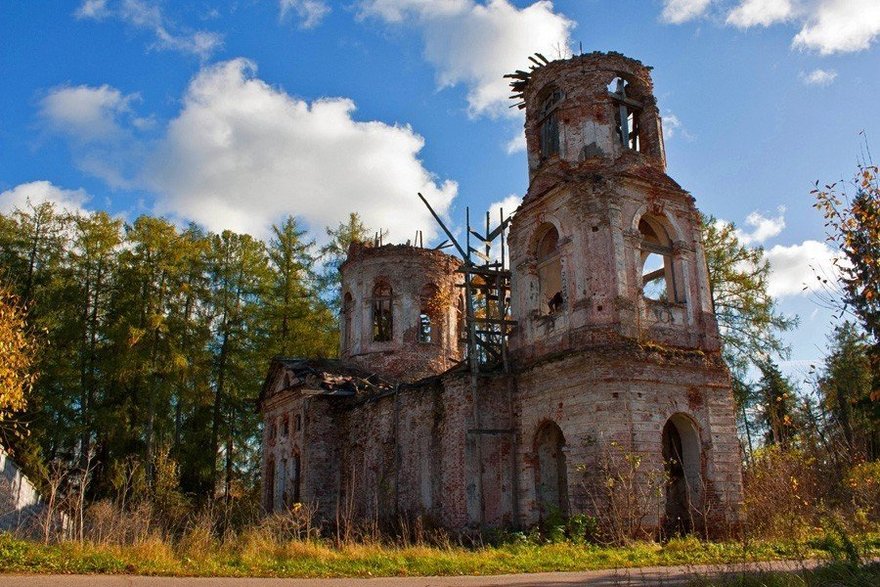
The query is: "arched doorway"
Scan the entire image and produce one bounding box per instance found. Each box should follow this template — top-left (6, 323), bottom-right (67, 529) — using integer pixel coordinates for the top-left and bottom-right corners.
top-left (662, 413), bottom-right (702, 535)
top-left (534, 421), bottom-right (568, 519)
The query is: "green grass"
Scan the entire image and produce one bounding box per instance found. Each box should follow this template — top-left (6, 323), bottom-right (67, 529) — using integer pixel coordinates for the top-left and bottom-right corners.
top-left (2, 533), bottom-right (880, 578)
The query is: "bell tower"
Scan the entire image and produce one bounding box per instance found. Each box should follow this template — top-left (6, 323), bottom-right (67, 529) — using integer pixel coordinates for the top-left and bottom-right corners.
top-left (505, 52), bottom-right (720, 362)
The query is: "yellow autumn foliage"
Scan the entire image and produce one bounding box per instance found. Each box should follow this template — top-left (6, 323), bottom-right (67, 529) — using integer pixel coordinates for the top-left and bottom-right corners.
top-left (0, 286), bottom-right (36, 420)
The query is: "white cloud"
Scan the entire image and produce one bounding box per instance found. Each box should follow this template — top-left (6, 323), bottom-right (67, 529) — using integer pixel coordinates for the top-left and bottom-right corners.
top-left (280, 0), bottom-right (330, 28)
top-left (726, 0), bottom-right (793, 28)
top-left (662, 111), bottom-right (694, 141)
top-left (736, 207), bottom-right (786, 245)
top-left (39, 84), bottom-right (147, 188)
top-left (0, 181), bottom-right (91, 215)
top-left (75, 0), bottom-right (110, 19)
top-left (792, 0), bottom-right (880, 54)
top-left (661, 0), bottom-right (712, 24)
top-left (488, 194), bottom-right (521, 223)
top-left (800, 68), bottom-right (837, 86)
top-left (358, 0), bottom-right (575, 117)
top-left (75, 0), bottom-right (222, 59)
top-left (486, 194), bottom-right (521, 264)
top-left (144, 59), bottom-right (457, 240)
top-left (765, 239), bottom-right (840, 297)
top-left (667, 0), bottom-right (880, 55)
top-left (40, 84), bottom-right (138, 142)
top-left (505, 133), bottom-right (526, 154)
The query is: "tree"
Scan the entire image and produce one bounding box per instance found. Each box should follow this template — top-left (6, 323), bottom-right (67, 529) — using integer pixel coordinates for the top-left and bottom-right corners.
top-left (818, 321), bottom-right (879, 459)
top-left (814, 163), bottom-right (880, 459)
top-left (814, 165), bottom-right (880, 342)
top-left (0, 286), bottom-right (35, 422)
top-left (319, 213), bottom-right (371, 313)
top-left (701, 215), bottom-right (796, 379)
top-left (756, 359), bottom-right (798, 448)
top-left (206, 230), bottom-right (271, 498)
top-left (266, 216), bottom-right (336, 358)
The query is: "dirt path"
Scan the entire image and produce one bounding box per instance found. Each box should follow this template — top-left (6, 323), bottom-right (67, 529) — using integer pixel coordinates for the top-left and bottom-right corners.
top-left (1, 559), bottom-right (828, 586)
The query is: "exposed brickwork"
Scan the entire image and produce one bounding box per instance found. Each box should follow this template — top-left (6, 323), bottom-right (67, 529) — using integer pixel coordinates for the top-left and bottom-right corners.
top-left (340, 243), bottom-right (464, 383)
top-left (260, 51), bottom-right (743, 535)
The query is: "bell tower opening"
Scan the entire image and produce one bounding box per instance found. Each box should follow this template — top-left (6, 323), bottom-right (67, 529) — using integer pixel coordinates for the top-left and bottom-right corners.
top-left (609, 77), bottom-right (643, 152)
top-left (639, 217), bottom-right (680, 303)
top-left (536, 224), bottom-right (563, 314)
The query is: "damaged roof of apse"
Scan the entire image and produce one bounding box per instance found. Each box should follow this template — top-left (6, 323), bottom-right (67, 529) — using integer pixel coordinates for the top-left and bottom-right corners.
top-left (257, 357), bottom-right (395, 409)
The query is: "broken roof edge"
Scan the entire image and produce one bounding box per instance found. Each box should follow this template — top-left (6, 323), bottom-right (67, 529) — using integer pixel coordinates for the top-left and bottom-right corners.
top-left (507, 51), bottom-right (654, 108)
top-left (256, 356), bottom-right (396, 411)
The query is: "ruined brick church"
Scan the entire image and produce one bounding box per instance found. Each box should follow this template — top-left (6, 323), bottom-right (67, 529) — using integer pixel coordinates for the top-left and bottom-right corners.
top-left (258, 52), bottom-right (743, 533)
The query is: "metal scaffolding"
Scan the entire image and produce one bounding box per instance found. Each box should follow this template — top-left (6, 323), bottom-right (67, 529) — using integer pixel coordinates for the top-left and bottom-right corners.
top-left (418, 193), bottom-right (519, 527)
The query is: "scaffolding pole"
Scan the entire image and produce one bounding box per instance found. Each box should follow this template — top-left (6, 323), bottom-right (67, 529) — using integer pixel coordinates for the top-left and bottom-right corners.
top-left (418, 193), bottom-right (518, 528)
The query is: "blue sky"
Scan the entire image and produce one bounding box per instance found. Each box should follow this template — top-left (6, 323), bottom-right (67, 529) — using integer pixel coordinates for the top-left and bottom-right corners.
top-left (1, 0), bottom-right (879, 385)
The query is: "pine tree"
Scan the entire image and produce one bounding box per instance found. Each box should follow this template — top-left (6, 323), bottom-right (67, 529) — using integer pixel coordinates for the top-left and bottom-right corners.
top-left (756, 359), bottom-right (798, 448)
top-left (319, 212), bottom-right (371, 313)
top-left (266, 216), bottom-right (336, 358)
top-left (819, 321), bottom-right (878, 459)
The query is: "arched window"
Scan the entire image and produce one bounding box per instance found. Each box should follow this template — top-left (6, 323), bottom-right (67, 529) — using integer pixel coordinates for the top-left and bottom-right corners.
top-left (536, 225), bottom-right (563, 314)
top-left (539, 86), bottom-right (563, 158)
top-left (534, 421), bottom-right (568, 518)
top-left (639, 217), bottom-right (679, 302)
top-left (419, 284), bottom-right (439, 344)
top-left (342, 292), bottom-right (353, 350)
top-left (372, 281), bottom-right (393, 342)
top-left (609, 77), bottom-right (642, 152)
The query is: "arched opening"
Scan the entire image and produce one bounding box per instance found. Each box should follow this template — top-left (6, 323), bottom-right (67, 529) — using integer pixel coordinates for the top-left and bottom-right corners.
top-left (609, 77), bottom-right (643, 152)
top-left (534, 421), bottom-right (568, 518)
top-left (538, 85), bottom-right (563, 158)
top-left (419, 283), bottom-right (439, 343)
top-left (372, 281), bottom-right (393, 342)
top-left (639, 216), bottom-right (680, 303)
top-left (342, 292), bottom-right (353, 351)
top-left (662, 413), bottom-right (702, 535)
top-left (265, 457), bottom-right (275, 511)
top-left (536, 225), bottom-right (563, 314)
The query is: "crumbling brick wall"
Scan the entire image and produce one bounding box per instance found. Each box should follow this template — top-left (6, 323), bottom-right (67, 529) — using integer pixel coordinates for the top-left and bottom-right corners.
top-left (340, 244), bottom-right (464, 383)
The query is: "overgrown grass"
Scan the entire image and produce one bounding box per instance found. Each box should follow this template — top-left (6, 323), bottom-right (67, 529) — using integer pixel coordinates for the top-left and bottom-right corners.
top-left (2, 532), bottom-right (879, 578)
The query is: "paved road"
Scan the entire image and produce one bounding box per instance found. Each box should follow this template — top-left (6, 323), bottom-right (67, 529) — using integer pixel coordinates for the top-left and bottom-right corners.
top-left (1, 559), bottom-right (825, 586)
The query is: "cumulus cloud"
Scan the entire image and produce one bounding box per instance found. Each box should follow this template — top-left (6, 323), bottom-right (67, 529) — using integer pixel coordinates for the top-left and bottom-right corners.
top-left (736, 207), bottom-right (786, 245)
top-left (280, 0), bottom-right (330, 28)
top-left (666, 0), bottom-right (880, 55)
top-left (40, 84), bottom-right (139, 142)
top-left (661, 0), bottom-right (712, 24)
top-left (726, 0), bottom-right (793, 28)
top-left (765, 239), bottom-right (840, 297)
top-left (800, 68), bottom-right (837, 86)
top-left (358, 0), bottom-right (575, 117)
top-left (75, 0), bottom-right (222, 59)
top-left (0, 181), bottom-right (91, 215)
top-left (39, 84), bottom-right (147, 188)
top-left (143, 59), bottom-right (456, 240)
top-left (792, 0), bottom-right (880, 54)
